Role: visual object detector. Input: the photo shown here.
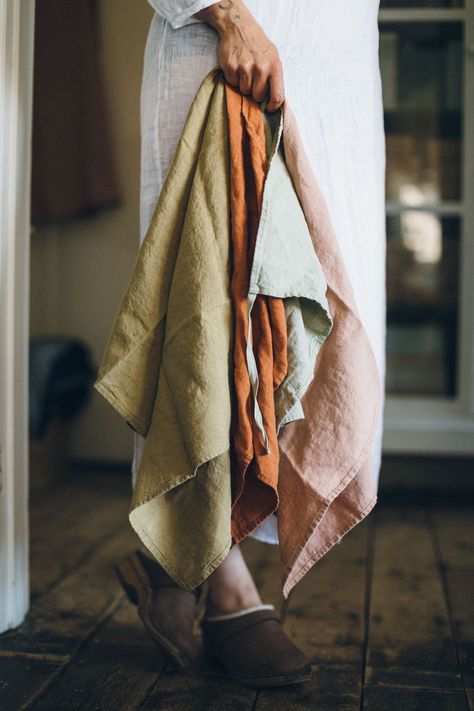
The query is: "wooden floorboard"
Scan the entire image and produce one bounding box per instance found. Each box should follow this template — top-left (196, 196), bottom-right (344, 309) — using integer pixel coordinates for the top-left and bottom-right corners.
top-left (29, 469), bottom-right (130, 598)
top-left (0, 657), bottom-right (64, 711)
top-left (27, 601), bottom-right (163, 711)
top-left (139, 668), bottom-right (257, 711)
top-left (254, 663), bottom-right (361, 711)
top-left (0, 526), bottom-right (136, 657)
top-left (282, 517), bottom-right (370, 663)
top-left (363, 686), bottom-right (469, 711)
top-left (431, 507), bottom-right (474, 693)
top-left (467, 688), bottom-right (474, 711)
top-left (365, 503), bottom-right (463, 692)
top-left (0, 470), bottom-right (139, 710)
top-left (0, 468), bottom-right (473, 710)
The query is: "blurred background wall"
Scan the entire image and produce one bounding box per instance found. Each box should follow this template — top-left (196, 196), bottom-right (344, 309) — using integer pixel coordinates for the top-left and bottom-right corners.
top-left (28, 0), bottom-right (474, 483)
top-left (30, 0), bottom-right (153, 465)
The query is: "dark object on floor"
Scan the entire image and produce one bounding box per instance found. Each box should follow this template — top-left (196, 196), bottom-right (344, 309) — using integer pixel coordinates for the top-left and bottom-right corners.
top-left (114, 548), bottom-right (201, 670)
top-left (29, 335), bottom-right (96, 438)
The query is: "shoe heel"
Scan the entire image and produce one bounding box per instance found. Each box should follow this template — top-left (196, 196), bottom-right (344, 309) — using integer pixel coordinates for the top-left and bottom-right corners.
top-left (115, 550), bottom-right (195, 672)
top-left (114, 563), bottom-right (140, 605)
top-left (114, 554), bottom-right (148, 606)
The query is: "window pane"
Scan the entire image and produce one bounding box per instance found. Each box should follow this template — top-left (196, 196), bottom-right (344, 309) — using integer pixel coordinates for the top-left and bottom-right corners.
top-left (386, 213), bottom-right (460, 396)
top-left (380, 22), bottom-right (463, 205)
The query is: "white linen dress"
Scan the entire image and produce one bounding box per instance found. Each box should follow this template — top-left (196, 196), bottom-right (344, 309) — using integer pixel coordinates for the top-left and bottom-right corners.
top-left (132, 0), bottom-right (386, 545)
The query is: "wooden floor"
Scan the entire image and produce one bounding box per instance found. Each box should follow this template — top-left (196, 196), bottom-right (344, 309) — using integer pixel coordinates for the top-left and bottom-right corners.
top-left (1, 465), bottom-right (473, 710)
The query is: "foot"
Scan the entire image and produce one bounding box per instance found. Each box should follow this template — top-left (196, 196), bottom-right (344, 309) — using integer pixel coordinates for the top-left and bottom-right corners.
top-left (115, 548), bottom-right (200, 669)
top-left (137, 549), bottom-right (200, 663)
top-left (201, 606), bottom-right (312, 688)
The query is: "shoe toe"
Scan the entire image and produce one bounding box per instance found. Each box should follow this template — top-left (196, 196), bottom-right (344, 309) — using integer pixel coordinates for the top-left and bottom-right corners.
top-left (202, 608), bottom-right (312, 686)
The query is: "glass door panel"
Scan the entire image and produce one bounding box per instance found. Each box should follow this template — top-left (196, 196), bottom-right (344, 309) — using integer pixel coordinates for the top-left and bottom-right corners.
top-left (379, 19), bottom-right (464, 397)
top-left (386, 213), bottom-right (460, 396)
top-left (381, 22), bottom-right (463, 205)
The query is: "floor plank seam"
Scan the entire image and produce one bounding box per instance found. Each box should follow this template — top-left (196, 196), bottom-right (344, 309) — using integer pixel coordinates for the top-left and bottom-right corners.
top-left (131, 667), bottom-right (168, 711)
top-left (251, 690), bottom-right (261, 711)
top-left (0, 650), bottom-right (70, 663)
top-left (133, 663), bottom-right (175, 711)
top-left (363, 681), bottom-right (468, 693)
top-left (359, 510), bottom-right (376, 711)
top-left (428, 507), bottom-right (471, 708)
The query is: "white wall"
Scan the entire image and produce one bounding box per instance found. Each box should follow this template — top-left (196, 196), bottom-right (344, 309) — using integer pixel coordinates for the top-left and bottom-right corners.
top-left (30, 0), bottom-right (153, 463)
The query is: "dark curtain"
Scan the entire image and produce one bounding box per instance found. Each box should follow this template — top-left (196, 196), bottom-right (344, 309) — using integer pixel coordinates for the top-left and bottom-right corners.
top-left (31, 0), bottom-right (121, 223)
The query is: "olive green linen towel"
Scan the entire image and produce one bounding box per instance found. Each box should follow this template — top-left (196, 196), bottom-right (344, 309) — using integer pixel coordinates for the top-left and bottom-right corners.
top-left (94, 71), bottom-right (233, 588)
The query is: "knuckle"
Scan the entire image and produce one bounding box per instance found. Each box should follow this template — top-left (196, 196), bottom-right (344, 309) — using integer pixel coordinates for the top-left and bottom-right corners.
top-left (240, 58), bottom-right (253, 72)
top-left (254, 61), bottom-right (269, 76)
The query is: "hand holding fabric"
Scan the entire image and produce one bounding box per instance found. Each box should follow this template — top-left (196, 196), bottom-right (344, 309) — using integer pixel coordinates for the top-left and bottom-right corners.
top-left (194, 0), bottom-right (285, 112)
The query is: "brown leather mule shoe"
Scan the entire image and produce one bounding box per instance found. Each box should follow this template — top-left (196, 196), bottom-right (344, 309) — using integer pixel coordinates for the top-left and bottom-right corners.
top-left (201, 605), bottom-right (313, 688)
top-left (114, 548), bottom-right (200, 669)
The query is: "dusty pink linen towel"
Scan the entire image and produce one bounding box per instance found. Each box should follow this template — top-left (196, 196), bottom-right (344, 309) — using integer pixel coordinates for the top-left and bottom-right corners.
top-left (278, 102), bottom-right (382, 598)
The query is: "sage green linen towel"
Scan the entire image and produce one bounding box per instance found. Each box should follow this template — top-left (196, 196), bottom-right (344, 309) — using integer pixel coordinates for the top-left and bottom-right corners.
top-left (255, 109), bottom-right (333, 434)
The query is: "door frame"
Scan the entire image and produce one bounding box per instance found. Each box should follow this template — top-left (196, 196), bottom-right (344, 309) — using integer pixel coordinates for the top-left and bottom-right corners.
top-left (0, 0), bottom-right (35, 633)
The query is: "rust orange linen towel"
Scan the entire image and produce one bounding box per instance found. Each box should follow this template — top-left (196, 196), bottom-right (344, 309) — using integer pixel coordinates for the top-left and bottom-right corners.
top-left (225, 83), bottom-right (288, 543)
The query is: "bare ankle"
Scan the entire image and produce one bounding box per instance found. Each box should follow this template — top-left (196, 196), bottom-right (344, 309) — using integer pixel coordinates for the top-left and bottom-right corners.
top-left (206, 580), bottom-right (262, 616)
top-left (204, 544), bottom-right (262, 616)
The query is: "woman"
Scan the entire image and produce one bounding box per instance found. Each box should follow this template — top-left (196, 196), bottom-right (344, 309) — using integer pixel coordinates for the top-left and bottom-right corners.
top-left (126, 0), bottom-right (386, 687)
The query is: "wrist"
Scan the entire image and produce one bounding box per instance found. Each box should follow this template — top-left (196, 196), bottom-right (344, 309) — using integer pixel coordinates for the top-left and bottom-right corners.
top-left (195, 1), bottom-right (248, 37)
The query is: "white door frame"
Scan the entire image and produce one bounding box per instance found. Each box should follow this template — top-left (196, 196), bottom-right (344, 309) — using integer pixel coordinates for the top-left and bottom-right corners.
top-left (0, 0), bottom-right (35, 633)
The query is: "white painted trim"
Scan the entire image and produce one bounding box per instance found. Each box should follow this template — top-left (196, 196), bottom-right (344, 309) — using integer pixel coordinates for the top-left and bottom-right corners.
top-left (385, 202), bottom-right (464, 216)
top-left (381, 2), bottom-right (474, 456)
top-left (0, 0), bottom-right (35, 632)
top-left (383, 422), bottom-right (474, 455)
top-left (379, 8), bottom-right (466, 23)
